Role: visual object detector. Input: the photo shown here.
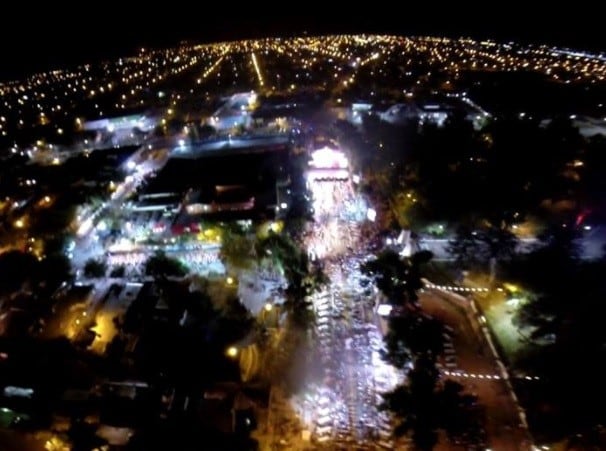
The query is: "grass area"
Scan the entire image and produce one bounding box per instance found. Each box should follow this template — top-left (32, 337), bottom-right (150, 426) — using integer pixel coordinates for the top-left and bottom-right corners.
top-left (464, 272), bottom-right (531, 366)
top-left (0, 408), bottom-right (19, 428)
top-left (422, 261), bottom-right (457, 285)
top-left (480, 298), bottom-right (527, 364)
top-left (423, 263), bottom-right (533, 366)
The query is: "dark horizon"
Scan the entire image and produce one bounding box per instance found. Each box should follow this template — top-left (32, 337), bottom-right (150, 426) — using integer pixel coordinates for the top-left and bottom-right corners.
top-left (1, 20), bottom-right (606, 450)
top-left (1, 12), bottom-right (605, 82)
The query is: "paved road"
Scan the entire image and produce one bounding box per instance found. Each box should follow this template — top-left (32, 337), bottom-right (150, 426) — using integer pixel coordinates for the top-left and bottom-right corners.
top-left (420, 289), bottom-right (533, 451)
top-left (295, 176), bottom-right (401, 449)
top-left (71, 147), bottom-right (170, 271)
top-left (417, 238), bottom-right (537, 261)
top-left (419, 230), bottom-right (602, 261)
top-left (272, 170), bottom-right (532, 450)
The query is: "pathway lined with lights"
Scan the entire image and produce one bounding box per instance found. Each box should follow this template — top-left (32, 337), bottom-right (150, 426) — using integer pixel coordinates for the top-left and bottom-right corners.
top-left (196, 55), bottom-right (226, 84)
top-left (424, 282), bottom-right (490, 293)
top-left (442, 370), bottom-right (540, 381)
top-left (291, 163), bottom-right (401, 449)
top-left (251, 53), bottom-right (265, 87)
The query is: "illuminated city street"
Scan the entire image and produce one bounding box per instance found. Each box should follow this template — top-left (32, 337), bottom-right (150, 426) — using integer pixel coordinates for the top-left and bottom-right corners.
top-left (1, 25), bottom-right (606, 450)
top-left (283, 152), bottom-right (403, 449)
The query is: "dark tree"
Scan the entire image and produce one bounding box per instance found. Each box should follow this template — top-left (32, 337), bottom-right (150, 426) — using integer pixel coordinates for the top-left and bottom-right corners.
top-left (67, 420), bottom-right (107, 451)
top-left (257, 232), bottom-right (327, 329)
top-left (83, 258), bottom-right (107, 278)
top-left (446, 226), bottom-right (482, 268)
top-left (508, 226), bottom-right (606, 441)
top-left (43, 233), bottom-right (69, 256)
top-left (30, 204), bottom-right (77, 237)
top-left (381, 357), bottom-right (440, 450)
top-left (361, 250), bottom-right (428, 306)
top-left (220, 226), bottom-right (254, 269)
top-left (144, 251), bottom-right (187, 278)
top-left (536, 224), bottom-right (582, 261)
top-left (437, 380), bottom-right (484, 445)
top-left (382, 358), bottom-right (481, 450)
top-left (38, 253), bottom-right (72, 292)
top-left (479, 226), bottom-right (519, 264)
top-left (382, 315), bottom-right (444, 369)
top-left (109, 265), bottom-right (126, 278)
top-left (0, 250), bottom-right (38, 295)
top-left (197, 123), bottom-right (217, 139)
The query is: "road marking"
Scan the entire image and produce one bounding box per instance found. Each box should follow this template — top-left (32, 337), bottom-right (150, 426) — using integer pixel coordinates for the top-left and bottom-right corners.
top-left (443, 370), bottom-right (500, 380)
top-left (442, 369), bottom-right (538, 381)
top-left (425, 283), bottom-right (490, 293)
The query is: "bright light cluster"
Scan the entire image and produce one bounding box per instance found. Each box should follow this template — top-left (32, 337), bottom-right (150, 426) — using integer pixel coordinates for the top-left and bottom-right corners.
top-left (251, 52), bottom-right (264, 87)
top-left (309, 147), bottom-right (348, 169)
top-left (2, 33), bottom-right (606, 141)
top-left (425, 282), bottom-right (490, 293)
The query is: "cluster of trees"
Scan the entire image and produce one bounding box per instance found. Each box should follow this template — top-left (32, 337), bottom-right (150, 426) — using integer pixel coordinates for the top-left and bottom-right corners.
top-left (220, 224), bottom-right (256, 270)
top-left (256, 231), bottom-right (328, 329)
top-left (336, 107), bottom-right (606, 446)
top-left (219, 221), bottom-right (328, 329)
top-left (503, 227), bottom-right (606, 445)
top-left (91, 247), bottom-right (252, 384)
top-left (444, 220), bottom-right (606, 445)
top-left (71, 238), bottom-right (258, 448)
top-left (447, 224), bottom-right (519, 275)
top-left (104, 272), bottom-right (255, 450)
top-left (335, 116), bottom-right (418, 229)
top-left (0, 249), bottom-right (71, 299)
top-left (339, 113), bottom-right (606, 232)
top-left (362, 250), bottom-right (483, 449)
top-left (83, 258), bottom-right (107, 278)
top-left (406, 115), bottom-right (589, 228)
top-left (227, 228), bottom-right (325, 393)
top-left (143, 250), bottom-right (188, 278)
top-left (195, 219), bottom-right (327, 390)
top-left (382, 357), bottom-right (482, 449)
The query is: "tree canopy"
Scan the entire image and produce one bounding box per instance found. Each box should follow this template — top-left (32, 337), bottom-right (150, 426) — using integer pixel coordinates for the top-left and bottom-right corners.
top-left (220, 225), bottom-right (255, 269)
top-left (0, 250), bottom-right (39, 295)
top-left (0, 250), bottom-right (72, 296)
top-left (83, 258), bottom-right (107, 278)
top-left (143, 251), bottom-right (188, 278)
top-left (508, 228), bottom-right (606, 441)
top-left (256, 232), bottom-right (327, 328)
top-left (361, 249), bottom-right (426, 306)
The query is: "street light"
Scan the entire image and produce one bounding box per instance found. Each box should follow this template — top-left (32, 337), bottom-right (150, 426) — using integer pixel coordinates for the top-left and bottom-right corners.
top-left (226, 346), bottom-right (238, 358)
top-left (262, 303), bottom-right (281, 329)
top-left (366, 208), bottom-right (376, 222)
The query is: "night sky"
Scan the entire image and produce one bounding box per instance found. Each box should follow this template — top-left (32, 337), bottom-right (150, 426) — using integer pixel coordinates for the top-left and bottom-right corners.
top-left (1, 7), bottom-right (604, 81)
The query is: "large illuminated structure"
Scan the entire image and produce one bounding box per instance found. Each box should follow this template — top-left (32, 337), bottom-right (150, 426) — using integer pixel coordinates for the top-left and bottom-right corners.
top-left (83, 114), bottom-right (156, 133)
top-left (208, 92), bottom-right (256, 131)
top-left (307, 146), bottom-right (349, 181)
